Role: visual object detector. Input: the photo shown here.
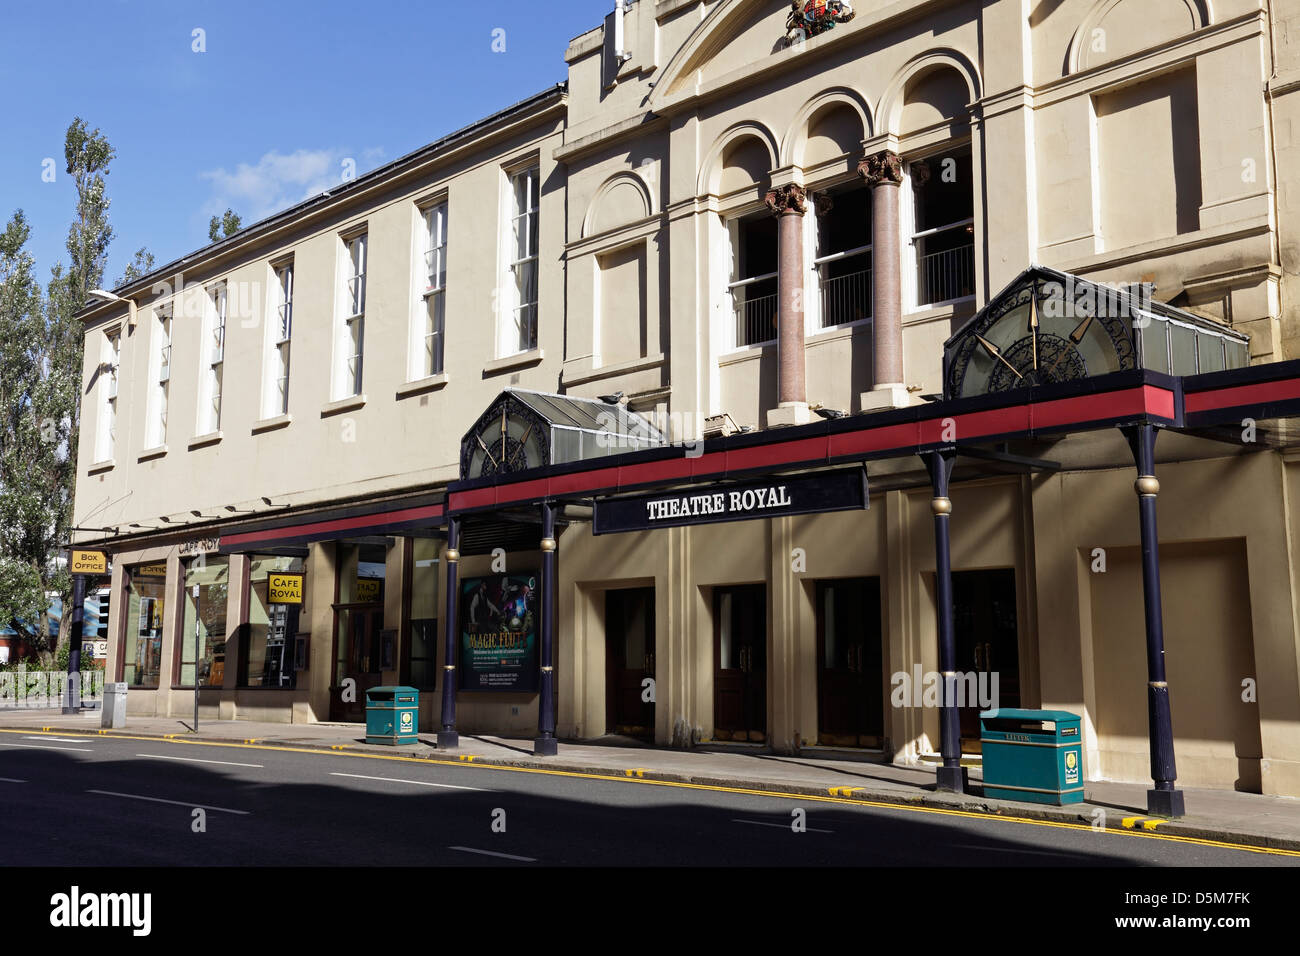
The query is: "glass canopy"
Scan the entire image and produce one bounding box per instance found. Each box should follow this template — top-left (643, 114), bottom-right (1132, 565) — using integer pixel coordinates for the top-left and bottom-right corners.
top-left (460, 389), bottom-right (668, 480)
top-left (943, 266), bottom-right (1251, 400)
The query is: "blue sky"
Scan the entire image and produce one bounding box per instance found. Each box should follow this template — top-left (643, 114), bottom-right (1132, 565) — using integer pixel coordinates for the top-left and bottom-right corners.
top-left (0, 0), bottom-right (614, 288)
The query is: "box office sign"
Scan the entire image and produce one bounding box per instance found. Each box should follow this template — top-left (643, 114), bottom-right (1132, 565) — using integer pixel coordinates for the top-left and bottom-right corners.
top-left (592, 467), bottom-right (869, 535)
top-left (268, 572), bottom-right (305, 605)
top-left (459, 573), bottom-right (539, 693)
top-left (69, 549), bottom-right (107, 574)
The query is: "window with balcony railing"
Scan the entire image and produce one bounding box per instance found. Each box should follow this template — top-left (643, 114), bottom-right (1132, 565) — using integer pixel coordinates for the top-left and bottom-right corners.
top-left (814, 186), bottom-right (873, 329)
top-left (909, 148), bottom-right (975, 308)
top-left (729, 211), bottom-right (778, 347)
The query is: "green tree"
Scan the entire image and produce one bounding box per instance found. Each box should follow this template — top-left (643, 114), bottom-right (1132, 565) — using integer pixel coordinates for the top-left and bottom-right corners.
top-left (36, 118), bottom-right (117, 656)
top-left (208, 208), bottom-right (241, 242)
top-left (115, 246), bottom-right (155, 287)
top-left (0, 211), bottom-right (49, 637)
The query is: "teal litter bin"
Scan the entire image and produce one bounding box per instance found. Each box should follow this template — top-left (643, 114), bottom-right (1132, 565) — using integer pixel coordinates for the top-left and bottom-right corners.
top-left (365, 686), bottom-right (420, 746)
top-left (979, 708), bottom-right (1084, 805)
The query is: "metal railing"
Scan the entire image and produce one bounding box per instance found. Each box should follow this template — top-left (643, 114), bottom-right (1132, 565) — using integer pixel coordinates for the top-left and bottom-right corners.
top-left (914, 224), bottom-right (975, 306)
top-left (730, 272), bottom-right (778, 347)
top-left (818, 267), bottom-right (872, 328)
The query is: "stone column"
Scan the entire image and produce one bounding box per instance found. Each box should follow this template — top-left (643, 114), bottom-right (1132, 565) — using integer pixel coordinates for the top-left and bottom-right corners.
top-left (764, 183), bottom-right (812, 427)
top-left (858, 150), bottom-right (910, 409)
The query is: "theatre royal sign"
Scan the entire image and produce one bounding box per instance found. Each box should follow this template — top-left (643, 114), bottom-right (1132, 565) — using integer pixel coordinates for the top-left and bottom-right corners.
top-left (592, 468), bottom-right (868, 535)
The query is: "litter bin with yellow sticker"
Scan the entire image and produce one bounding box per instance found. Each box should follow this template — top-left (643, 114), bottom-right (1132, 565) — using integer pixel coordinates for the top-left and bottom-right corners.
top-left (365, 686), bottom-right (420, 746)
top-left (979, 709), bottom-right (1084, 805)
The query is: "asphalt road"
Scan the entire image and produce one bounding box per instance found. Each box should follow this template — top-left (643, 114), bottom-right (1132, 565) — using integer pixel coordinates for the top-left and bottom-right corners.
top-left (0, 733), bottom-right (1292, 867)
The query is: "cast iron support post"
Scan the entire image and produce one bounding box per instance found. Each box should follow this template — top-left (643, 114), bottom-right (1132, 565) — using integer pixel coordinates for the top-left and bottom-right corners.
top-left (62, 572), bottom-right (86, 714)
top-left (1123, 424), bottom-right (1185, 818)
top-left (535, 501), bottom-right (559, 756)
top-left (437, 517), bottom-right (461, 749)
top-left (923, 449), bottom-right (967, 793)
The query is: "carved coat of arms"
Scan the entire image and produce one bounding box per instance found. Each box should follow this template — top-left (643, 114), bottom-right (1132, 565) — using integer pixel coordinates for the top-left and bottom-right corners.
top-left (785, 1), bottom-right (856, 44)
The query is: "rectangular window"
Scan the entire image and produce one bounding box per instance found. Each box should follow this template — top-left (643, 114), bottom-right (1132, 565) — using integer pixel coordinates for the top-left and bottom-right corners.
top-left (813, 187), bottom-right (873, 329)
top-left (149, 307), bottom-right (172, 448)
top-left (123, 566), bottom-right (167, 688)
top-left (908, 148), bottom-right (975, 308)
top-left (96, 329), bottom-right (120, 462)
top-left (268, 263), bottom-right (293, 416)
top-left (422, 203), bottom-right (447, 377)
top-left (505, 166), bottom-right (539, 354)
top-left (728, 212), bottom-right (778, 347)
top-left (340, 234), bottom-right (367, 396)
top-left (201, 285), bottom-right (226, 433)
top-left (242, 555), bottom-right (304, 688)
top-left (179, 556), bottom-right (230, 688)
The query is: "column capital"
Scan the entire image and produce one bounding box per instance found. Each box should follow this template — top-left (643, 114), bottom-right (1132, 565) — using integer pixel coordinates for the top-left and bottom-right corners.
top-left (764, 182), bottom-right (807, 216)
top-left (858, 150), bottom-right (903, 187)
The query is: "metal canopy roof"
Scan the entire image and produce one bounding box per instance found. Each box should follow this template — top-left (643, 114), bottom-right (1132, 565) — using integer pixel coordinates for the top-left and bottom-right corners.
top-left (944, 266), bottom-right (1251, 400)
top-left (460, 389), bottom-right (668, 479)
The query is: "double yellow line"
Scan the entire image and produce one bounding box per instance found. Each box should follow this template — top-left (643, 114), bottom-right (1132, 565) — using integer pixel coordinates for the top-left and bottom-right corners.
top-left (4, 727), bottom-right (1296, 858)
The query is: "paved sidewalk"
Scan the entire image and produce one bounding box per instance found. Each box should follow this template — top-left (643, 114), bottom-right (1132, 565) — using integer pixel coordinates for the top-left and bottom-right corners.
top-left (4, 709), bottom-right (1299, 854)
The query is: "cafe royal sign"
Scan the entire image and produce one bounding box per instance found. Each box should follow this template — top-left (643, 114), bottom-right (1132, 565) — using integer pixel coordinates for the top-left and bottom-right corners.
top-left (592, 468), bottom-right (868, 535)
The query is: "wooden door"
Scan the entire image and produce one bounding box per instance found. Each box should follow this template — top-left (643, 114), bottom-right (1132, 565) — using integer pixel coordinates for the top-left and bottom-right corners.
top-left (714, 585), bottom-right (767, 743)
top-left (330, 604), bottom-right (384, 722)
top-left (816, 578), bottom-right (884, 748)
top-left (605, 587), bottom-right (656, 738)
top-left (952, 569), bottom-right (1020, 750)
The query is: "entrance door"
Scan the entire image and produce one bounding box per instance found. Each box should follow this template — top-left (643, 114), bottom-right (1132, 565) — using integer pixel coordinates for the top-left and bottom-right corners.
top-left (817, 578), bottom-right (885, 748)
top-left (605, 587), bottom-right (655, 738)
top-left (952, 569), bottom-right (1020, 750)
top-left (713, 584), bottom-right (767, 743)
top-left (331, 604), bottom-right (384, 722)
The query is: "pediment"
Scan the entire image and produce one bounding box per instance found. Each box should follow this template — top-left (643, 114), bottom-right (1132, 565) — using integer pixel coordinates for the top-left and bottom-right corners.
top-left (650, 0), bottom-right (862, 113)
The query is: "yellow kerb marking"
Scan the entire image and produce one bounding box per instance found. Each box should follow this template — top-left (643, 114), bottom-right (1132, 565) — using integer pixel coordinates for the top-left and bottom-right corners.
top-left (1121, 816), bottom-right (1145, 829)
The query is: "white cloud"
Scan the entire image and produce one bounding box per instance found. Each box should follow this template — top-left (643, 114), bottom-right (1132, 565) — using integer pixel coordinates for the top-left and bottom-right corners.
top-left (199, 146), bottom-right (386, 226)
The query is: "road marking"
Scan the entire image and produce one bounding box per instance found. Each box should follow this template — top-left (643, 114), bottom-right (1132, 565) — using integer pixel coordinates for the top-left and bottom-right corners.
top-left (0, 777), bottom-right (26, 783)
top-left (137, 753), bottom-right (264, 768)
top-left (448, 846), bottom-right (536, 862)
top-left (24, 736), bottom-right (89, 743)
top-left (1, 731), bottom-right (1287, 858)
top-left (733, 818), bottom-right (834, 834)
top-left (0, 742), bottom-right (94, 752)
top-left (828, 786), bottom-right (864, 797)
top-left (952, 844), bottom-right (1078, 858)
top-left (86, 789), bottom-right (250, 815)
top-left (329, 772), bottom-right (490, 791)
top-left (625, 768), bottom-right (648, 778)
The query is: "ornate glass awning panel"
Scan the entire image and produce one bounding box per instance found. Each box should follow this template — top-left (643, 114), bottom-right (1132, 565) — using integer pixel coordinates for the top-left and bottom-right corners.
top-left (460, 389), bottom-right (668, 480)
top-left (944, 266), bottom-right (1250, 400)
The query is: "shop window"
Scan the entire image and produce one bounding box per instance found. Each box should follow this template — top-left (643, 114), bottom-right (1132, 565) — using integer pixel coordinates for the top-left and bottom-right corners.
top-left (124, 564), bottom-right (168, 687)
top-left (908, 148), bottom-right (975, 308)
top-left (242, 555), bottom-right (304, 688)
top-left (813, 186), bottom-right (872, 328)
top-left (728, 211), bottom-right (778, 347)
top-left (179, 556), bottom-right (230, 688)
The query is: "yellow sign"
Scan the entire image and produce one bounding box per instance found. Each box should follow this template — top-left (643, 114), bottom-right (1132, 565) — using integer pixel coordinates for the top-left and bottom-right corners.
top-left (268, 572), bottom-right (305, 605)
top-left (357, 577), bottom-right (381, 603)
top-left (134, 562), bottom-right (168, 578)
top-left (70, 549), bottom-right (107, 574)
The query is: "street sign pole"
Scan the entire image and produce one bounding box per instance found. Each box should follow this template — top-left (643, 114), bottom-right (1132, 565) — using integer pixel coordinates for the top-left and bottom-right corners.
top-left (61, 573), bottom-right (86, 715)
top-left (193, 583), bottom-right (200, 734)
